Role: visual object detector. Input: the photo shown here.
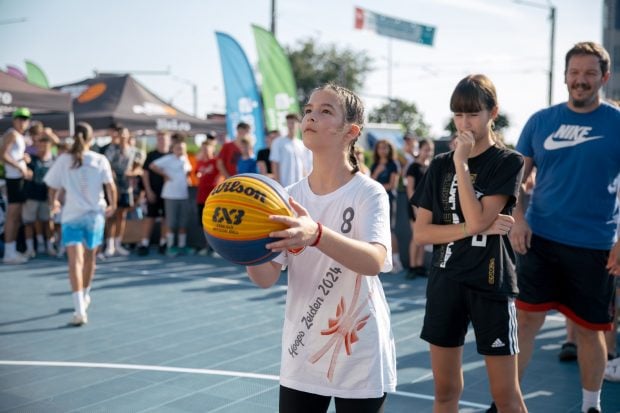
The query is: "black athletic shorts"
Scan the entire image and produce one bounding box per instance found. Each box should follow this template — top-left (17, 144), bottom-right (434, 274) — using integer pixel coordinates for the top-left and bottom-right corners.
top-left (146, 196), bottom-right (165, 218)
top-left (117, 192), bottom-right (134, 209)
top-left (515, 234), bottom-right (615, 331)
top-left (279, 386), bottom-right (386, 413)
top-left (421, 269), bottom-right (519, 356)
top-left (5, 178), bottom-right (26, 204)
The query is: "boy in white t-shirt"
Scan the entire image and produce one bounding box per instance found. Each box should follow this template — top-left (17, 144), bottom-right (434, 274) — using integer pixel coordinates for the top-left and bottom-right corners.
top-left (149, 140), bottom-right (192, 256)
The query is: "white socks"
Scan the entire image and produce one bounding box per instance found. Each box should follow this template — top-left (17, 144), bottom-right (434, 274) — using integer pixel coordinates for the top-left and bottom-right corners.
top-left (582, 388), bottom-right (601, 412)
top-left (178, 233), bottom-right (187, 248)
top-left (72, 291), bottom-right (86, 316)
top-left (4, 241), bottom-right (16, 257)
top-left (167, 233), bottom-right (175, 248)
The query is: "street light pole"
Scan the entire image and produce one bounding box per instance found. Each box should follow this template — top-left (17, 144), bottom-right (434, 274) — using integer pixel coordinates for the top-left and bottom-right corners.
top-left (514, 0), bottom-right (556, 106)
top-left (271, 0), bottom-right (276, 35)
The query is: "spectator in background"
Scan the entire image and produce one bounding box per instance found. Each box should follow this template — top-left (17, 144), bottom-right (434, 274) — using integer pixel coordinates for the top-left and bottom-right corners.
top-left (52, 141), bottom-right (69, 258)
top-left (354, 145), bottom-right (370, 176)
top-left (217, 122), bottom-right (249, 178)
top-left (103, 127), bottom-right (140, 257)
top-left (44, 122), bottom-right (117, 326)
top-left (236, 136), bottom-right (257, 174)
top-left (257, 129), bottom-right (278, 179)
top-left (25, 121), bottom-right (59, 155)
top-left (98, 122), bottom-right (121, 155)
top-left (371, 139), bottom-right (402, 273)
top-left (405, 138), bottom-right (434, 279)
top-left (195, 135), bottom-right (220, 255)
top-left (23, 135), bottom-right (57, 258)
top-left (150, 139), bottom-right (192, 257)
top-left (137, 131), bottom-right (171, 256)
top-left (270, 113), bottom-right (312, 187)
top-left (401, 132), bottom-right (419, 173)
top-left (1, 107), bottom-right (33, 264)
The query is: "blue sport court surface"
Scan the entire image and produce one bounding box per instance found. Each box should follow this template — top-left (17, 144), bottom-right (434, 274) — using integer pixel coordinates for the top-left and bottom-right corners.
top-left (1, 253), bottom-right (618, 412)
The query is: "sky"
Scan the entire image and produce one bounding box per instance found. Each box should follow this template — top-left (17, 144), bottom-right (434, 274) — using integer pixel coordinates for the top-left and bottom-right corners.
top-left (0, 0), bottom-right (604, 144)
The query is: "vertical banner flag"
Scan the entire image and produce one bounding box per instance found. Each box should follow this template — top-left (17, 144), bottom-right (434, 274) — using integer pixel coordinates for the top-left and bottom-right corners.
top-left (215, 32), bottom-right (266, 150)
top-left (25, 60), bottom-right (50, 88)
top-left (354, 7), bottom-right (435, 46)
top-left (252, 25), bottom-right (300, 135)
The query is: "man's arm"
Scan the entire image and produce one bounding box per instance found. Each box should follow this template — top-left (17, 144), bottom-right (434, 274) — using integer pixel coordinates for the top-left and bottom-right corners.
top-left (508, 156), bottom-right (535, 254)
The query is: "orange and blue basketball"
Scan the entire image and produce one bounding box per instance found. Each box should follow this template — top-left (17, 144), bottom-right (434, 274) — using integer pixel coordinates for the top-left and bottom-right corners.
top-left (202, 173), bottom-right (293, 265)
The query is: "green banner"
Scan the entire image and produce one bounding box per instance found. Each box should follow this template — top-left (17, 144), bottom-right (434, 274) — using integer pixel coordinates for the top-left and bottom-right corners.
top-left (252, 25), bottom-right (300, 133)
top-left (25, 60), bottom-right (49, 88)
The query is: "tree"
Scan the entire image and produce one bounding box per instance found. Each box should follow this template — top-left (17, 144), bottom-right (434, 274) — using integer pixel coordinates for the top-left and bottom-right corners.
top-left (368, 98), bottom-right (431, 138)
top-left (286, 38), bottom-right (373, 107)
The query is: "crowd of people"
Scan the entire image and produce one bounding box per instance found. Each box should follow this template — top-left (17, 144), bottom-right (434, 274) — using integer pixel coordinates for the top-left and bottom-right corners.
top-left (1, 41), bottom-right (619, 412)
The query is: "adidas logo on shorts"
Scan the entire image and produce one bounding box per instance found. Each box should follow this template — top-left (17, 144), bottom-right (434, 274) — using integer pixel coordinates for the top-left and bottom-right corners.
top-left (491, 338), bottom-right (505, 348)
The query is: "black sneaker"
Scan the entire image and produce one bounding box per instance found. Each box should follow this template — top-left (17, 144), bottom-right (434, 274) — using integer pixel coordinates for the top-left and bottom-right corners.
top-left (137, 245), bottom-right (149, 256)
top-left (405, 268), bottom-right (417, 279)
top-left (486, 402), bottom-right (497, 413)
top-left (558, 342), bottom-right (578, 362)
top-left (586, 408), bottom-right (601, 413)
top-left (158, 244), bottom-right (167, 255)
top-left (414, 266), bottom-right (428, 277)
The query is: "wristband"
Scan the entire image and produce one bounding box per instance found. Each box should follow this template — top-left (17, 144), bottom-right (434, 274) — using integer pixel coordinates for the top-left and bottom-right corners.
top-left (310, 222), bottom-right (323, 247)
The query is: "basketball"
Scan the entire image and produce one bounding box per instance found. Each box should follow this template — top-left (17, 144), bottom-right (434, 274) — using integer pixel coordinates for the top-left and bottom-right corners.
top-left (202, 173), bottom-right (294, 265)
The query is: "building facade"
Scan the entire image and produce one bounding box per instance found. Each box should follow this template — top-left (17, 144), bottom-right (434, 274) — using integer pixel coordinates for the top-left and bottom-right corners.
top-left (604, 0), bottom-right (620, 100)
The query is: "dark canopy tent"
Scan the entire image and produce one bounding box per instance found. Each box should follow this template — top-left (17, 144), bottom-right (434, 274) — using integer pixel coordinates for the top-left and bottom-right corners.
top-left (0, 70), bottom-right (72, 123)
top-left (26, 74), bottom-right (223, 135)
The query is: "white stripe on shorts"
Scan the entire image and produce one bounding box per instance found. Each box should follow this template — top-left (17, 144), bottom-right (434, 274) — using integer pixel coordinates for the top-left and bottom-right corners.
top-left (508, 298), bottom-right (519, 355)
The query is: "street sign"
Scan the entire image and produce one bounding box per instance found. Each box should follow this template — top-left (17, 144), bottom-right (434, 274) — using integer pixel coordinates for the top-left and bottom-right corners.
top-left (355, 7), bottom-right (435, 46)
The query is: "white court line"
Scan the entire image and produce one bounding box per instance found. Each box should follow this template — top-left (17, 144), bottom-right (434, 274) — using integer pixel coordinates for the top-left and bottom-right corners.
top-left (0, 360), bottom-right (279, 381)
top-left (0, 360), bottom-right (488, 408)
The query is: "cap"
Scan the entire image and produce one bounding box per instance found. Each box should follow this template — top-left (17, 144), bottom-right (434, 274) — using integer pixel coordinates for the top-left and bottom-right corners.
top-left (12, 107), bottom-right (31, 119)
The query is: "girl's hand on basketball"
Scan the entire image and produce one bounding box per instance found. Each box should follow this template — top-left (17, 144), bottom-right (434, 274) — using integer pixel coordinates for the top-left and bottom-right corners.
top-left (508, 217), bottom-right (532, 255)
top-left (481, 214), bottom-right (514, 236)
top-left (266, 197), bottom-right (318, 251)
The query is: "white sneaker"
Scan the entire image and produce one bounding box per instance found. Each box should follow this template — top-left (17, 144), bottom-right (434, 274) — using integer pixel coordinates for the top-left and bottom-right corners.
top-left (69, 313), bottom-right (88, 326)
top-left (3, 254), bottom-right (29, 265)
top-left (104, 247), bottom-right (116, 257)
top-left (391, 259), bottom-right (404, 274)
top-left (57, 247), bottom-right (66, 258)
top-left (605, 357), bottom-right (620, 382)
top-left (115, 244), bottom-right (130, 256)
top-left (96, 251), bottom-right (106, 261)
top-left (25, 249), bottom-right (36, 259)
top-left (47, 245), bottom-right (57, 256)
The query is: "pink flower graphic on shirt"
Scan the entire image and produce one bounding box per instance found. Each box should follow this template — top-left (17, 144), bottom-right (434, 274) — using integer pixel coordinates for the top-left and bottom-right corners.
top-left (309, 274), bottom-right (370, 381)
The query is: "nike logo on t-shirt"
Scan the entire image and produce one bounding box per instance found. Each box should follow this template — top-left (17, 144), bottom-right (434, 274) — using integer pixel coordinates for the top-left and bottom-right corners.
top-left (543, 124), bottom-right (604, 150)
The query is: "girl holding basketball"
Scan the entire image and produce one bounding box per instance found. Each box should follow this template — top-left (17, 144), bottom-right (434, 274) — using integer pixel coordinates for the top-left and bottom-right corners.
top-left (246, 84), bottom-right (396, 413)
top-left (411, 74), bottom-right (527, 412)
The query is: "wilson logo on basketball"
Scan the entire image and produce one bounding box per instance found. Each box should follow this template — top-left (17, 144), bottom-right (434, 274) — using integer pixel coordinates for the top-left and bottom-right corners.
top-left (212, 207), bottom-right (245, 225)
top-left (211, 180), bottom-right (267, 203)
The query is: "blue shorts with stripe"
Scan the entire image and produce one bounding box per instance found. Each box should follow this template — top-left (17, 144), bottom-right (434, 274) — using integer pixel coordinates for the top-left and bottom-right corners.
top-left (61, 212), bottom-right (105, 250)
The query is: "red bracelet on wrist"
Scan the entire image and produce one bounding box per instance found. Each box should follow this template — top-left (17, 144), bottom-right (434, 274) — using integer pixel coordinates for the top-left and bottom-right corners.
top-left (310, 222), bottom-right (323, 247)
